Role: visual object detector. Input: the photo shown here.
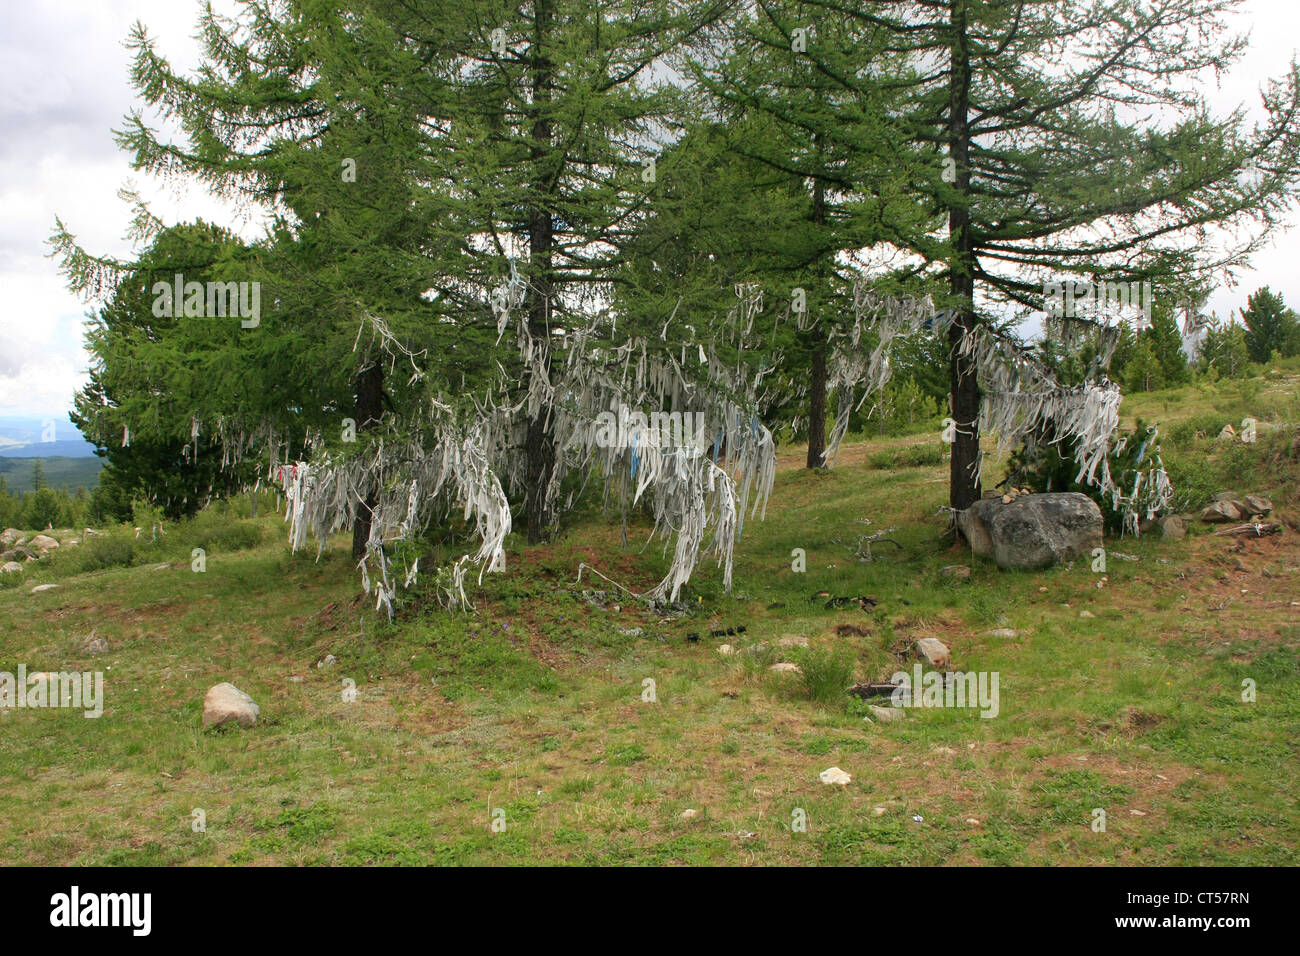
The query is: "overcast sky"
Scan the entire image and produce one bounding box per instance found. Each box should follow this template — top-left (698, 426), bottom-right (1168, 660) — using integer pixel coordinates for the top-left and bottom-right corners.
top-left (1, 0), bottom-right (1298, 422)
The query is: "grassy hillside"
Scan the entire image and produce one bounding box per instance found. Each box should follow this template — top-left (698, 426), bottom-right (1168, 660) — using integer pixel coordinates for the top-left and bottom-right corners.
top-left (0, 456), bottom-right (102, 494)
top-left (0, 378), bottom-right (1297, 866)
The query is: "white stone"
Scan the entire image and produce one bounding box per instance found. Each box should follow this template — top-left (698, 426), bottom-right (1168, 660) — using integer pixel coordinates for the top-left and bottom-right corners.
top-left (869, 704), bottom-right (904, 723)
top-left (202, 682), bottom-right (260, 728)
top-left (819, 767), bottom-right (851, 786)
top-left (769, 662), bottom-right (802, 675)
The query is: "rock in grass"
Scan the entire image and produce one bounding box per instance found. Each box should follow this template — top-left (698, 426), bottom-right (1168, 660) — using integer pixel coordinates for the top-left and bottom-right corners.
top-left (27, 534), bottom-right (60, 553)
top-left (958, 492), bottom-right (1102, 570)
top-left (940, 565), bottom-right (972, 581)
top-left (1, 561), bottom-right (22, 574)
top-left (717, 644), bottom-right (736, 657)
top-left (0, 529), bottom-right (22, 548)
top-left (819, 767), bottom-right (851, 786)
top-left (80, 632), bottom-right (109, 655)
top-left (30, 584), bottom-right (58, 594)
top-left (769, 662), bottom-right (802, 675)
top-left (868, 704), bottom-right (904, 723)
top-left (915, 637), bottom-right (950, 668)
top-left (1201, 500), bottom-right (1242, 522)
top-left (202, 683), bottom-right (260, 729)
top-left (1158, 515), bottom-right (1186, 539)
top-left (981, 627), bottom-right (1017, 638)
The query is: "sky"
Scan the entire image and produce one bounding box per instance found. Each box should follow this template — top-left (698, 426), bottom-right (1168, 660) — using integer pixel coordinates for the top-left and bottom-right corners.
top-left (1, 0), bottom-right (1298, 424)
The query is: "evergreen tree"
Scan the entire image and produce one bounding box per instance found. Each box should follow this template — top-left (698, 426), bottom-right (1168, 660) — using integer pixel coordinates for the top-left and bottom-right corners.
top-left (1239, 286), bottom-right (1299, 362)
top-left (802, 0), bottom-right (1300, 514)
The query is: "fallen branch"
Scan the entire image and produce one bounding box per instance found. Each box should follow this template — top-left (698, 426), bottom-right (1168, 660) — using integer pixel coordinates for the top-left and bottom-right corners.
top-left (1213, 522), bottom-right (1282, 537)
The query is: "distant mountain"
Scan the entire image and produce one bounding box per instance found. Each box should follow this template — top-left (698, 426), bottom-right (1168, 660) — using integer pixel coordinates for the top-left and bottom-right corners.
top-left (0, 415), bottom-right (97, 459)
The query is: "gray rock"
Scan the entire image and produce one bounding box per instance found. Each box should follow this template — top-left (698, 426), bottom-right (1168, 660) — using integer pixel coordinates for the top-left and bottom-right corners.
top-left (868, 704), bottom-right (904, 723)
top-left (940, 565), bottom-right (972, 580)
top-left (202, 683), bottom-right (260, 728)
top-left (1243, 494), bottom-right (1273, 517)
top-left (1, 561), bottom-right (22, 574)
top-left (0, 529), bottom-right (22, 548)
top-left (915, 637), bottom-right (950, 668)
top-left (1159, 515), bottom-right (1186, 539)
top-left (1201, 500), bottom-right (1242, 522)
top-left (958, 492), bottom-right (1103, 570)
top-left (27, 534), bottom-right (60, 553)
top-left (981, 627), bottom-right (1018, 638)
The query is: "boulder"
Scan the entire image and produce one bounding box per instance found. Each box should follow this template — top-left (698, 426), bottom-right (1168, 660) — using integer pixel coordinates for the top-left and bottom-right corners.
top-left (27, 534), bottom-right (60, 553)
top-left (1243, 494), bottom-right (1273, 517)
top-left (958, 492), bottom-right (1103, 570)
top-left (202, 682), bottom-right (260, 728)
top-left (1, 562), bottom-right (21, 574)
top-left (0, 529), bottom-right (22, 548)
top-left (1158, 515), bottom-right (1186, 539)
top-left (1201, 500), bottom-right (1242, 522)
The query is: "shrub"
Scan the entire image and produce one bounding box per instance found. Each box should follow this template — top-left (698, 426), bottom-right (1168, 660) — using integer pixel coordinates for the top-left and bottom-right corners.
top-left (791, 645), bottom-right (857, 705)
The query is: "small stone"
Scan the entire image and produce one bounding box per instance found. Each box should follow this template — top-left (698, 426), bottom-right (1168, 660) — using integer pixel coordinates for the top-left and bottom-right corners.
top-left (30, 584), bottom-right (58, 593)
top-left (287, 676), bottom-right (305, 683)
top-left (617, 627), bottom-right (643, 637)
top-left (81, 634), bottom-right (110, 655)
top-left (202, 682), bottom-right (260, 728)
top-left (718, 644), bottom-right (736, 656)
top-left (1079, 610), bottom-right (1095, 619)
top-left (317, 654), bottom-right (338, 669)
top-left (769, 662), bottom-right (802, 675)
top-left (1, 561), bottom-right (22, 574)
top-left (819, 767), bottom-right (851, 786)
top-left (777, 635), bottom-right (808, 648)
top-left (869, 704), bottom-right (904, 723)
top-left (965, 817), bottom-right (981, 826)
top-left (872, 806), bottom-right (887, 816)
top-left (680, 808), bottom-right (699, 820)
top-left (940, 565), bottom-right (971, 580)
top-left (981, 627), bottom-right (1017, 638)
top-left (1129, 809), bottom-right (1147, 817)
top-left (915, 637), bottom-right (951, 668)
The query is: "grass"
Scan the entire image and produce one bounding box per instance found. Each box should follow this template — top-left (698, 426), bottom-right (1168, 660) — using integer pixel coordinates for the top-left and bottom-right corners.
top-left (0, 377), bottom-right (1298, 865)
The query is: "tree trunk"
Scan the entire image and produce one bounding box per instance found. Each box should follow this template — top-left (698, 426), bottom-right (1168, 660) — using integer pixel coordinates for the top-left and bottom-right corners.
top-left (947, 0), bottom-right (982, 516)
top-left (805, 152), bottom-right (829, 469)
top-left (807, 340), bottom-right (828, 467)
top-left (351, 361), bottom-right (384, 560)
top-left (524, 0), bottom-right (557, 544)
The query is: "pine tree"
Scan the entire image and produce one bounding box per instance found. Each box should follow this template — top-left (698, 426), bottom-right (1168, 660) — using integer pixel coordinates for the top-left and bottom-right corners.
top-left (1239, 287), bottom-right (1299, 363)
